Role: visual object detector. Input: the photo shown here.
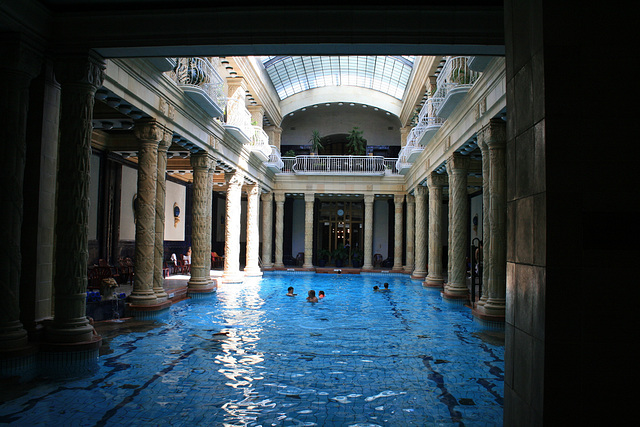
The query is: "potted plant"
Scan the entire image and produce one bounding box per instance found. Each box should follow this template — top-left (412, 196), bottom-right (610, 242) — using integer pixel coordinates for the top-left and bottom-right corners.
top-left (346, 126), bottom-right (367, 155)
top-left (284, 149), bottom-right (296, 157)
top-left (309, 129), bottom-right (324, 154)
top-left (331, 244), bottom-right (349, 268)
top-left (351, 247), bottom-right (364, 268)
top-left (317, 248), bottom-right (331, 267)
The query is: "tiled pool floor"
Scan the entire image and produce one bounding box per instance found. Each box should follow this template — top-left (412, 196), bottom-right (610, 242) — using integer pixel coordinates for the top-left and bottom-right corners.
top-left (0, 273), bottom-right (504, 426)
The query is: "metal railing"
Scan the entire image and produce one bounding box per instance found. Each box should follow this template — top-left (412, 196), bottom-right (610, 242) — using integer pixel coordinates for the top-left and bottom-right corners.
top-left (250, 126), bottom-right (272, 159)
top-left (171, 57), bottom-right (226, 110)
top-left (280, 156), bottom-right (399, 175)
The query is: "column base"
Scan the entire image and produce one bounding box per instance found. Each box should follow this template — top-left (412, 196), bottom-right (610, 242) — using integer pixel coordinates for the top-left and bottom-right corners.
top-left (481, 298), bottom-right (506, 317)
top-left (411, 270), bottom-right (427, 280)
top-left (127, 300), bottom-right (172, 320)
top-left (472, 306), bottom-right (505, 330)
top-left (244, 268), bottom-right (263, 277)
top-left (0, 343), bottom-right (38, 383)
top-left (38, 336), bottom-right (102, 379)
top-left (443, 283), bottom-right (469, 299)
top-left (423, 276), bottom-right (444, 288)
top-left (128, 290), bottom-right (158, 306)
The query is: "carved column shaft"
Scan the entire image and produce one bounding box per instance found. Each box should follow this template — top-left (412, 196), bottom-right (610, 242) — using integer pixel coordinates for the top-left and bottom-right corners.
top-left (425, 173), bottom-right (446, 286)
top-left (130, 120), bottom-right (162, 306)
top-left (412, 186), bottom-right (428, 278)
top-left (303, 193), bottom-right (314, 268)
top-left (244, 184), bottom-right (262, 275)
top-left (273, 192), bottom-right (285, 268)
top-left (478, 134), bottom-right (491, 307)
top-left (0, 39), bottom-right (42, 349)
top-left (484, 120), bottom-right (508, 315)
top-left (392, 194), bottom-right (404, 271)
top-left (405, 194), bottom-right (415, 272)
top-left (363, 194), bottom-right (374, 270)
top-left (49, 52), bottom-right (105, 342)
top-left (445, 154), bottom-right (471, 296)
top-left (261, 193), bottom-right (273, 268)
top-left (223, 172), bottom-right (244, 280)
top-left (189, 153), bottom-right (215, 288)
top-left (153, 131), bottom-right (171, 301)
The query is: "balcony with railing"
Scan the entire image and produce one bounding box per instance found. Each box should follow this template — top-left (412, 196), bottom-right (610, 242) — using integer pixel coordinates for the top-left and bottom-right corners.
top-left (414, 96), bottom-right (445, 146)
top-left (250, 126), bottom-right (273, 161)
top-left (278, 156), bottom-right (399, 176)
top-left (264, 145), bottom-right (284, 172)
top-left (171, 57), bottom-right (226, 118)
top-left (433, 56), bottom-right (481, 119)
top-left (224, 96), bottom-right (253, 144)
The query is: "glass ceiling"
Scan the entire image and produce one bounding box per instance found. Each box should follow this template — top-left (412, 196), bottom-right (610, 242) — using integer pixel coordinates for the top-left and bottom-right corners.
top-left (262, 56), bottom-right (415, 101)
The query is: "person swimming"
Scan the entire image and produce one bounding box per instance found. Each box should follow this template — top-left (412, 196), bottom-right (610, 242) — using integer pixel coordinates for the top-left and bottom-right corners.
top-left (381, 282), bottom-right (390, 291)
top-left (287, 286), bottom-right (297, 296)
top-left (307, 290), bottom-right (318, 303)
top-left (318, 290), bottom-right (325, 299)
top-left (373, 285), bottom-right (379, 291)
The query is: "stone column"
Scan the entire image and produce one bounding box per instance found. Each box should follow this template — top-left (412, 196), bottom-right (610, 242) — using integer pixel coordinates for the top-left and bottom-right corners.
top-left (152, 128), bottom-right (172, 302)
top-left (362, 194), bottom-right (375, 270)
top-left (303, 193), bottom-right (315, 268)
top-left (405, 194), bottom-right (415, 273)
top-left (483, 120), bottom-right (507, 316)
top-left (261, 192), bottom-right (273, 268)
top-left (244, 184), bottom-right (262, 276)
top-left (477, 130), bottom-right (491, 308)
top-left (425, 172), bottom-right (447, 287)
top-left (223, 172), bottom-right (244, 282)
top-left (392, 194), bottom-right (404, 271)
top-left (412, 186), bottom-right (428, 279)
top-left (0, 38), bottom-right (42, 350)
top-left (129, 119), bottom-right (161, 306)
top-left (48, 52), bottom-right (105, 343)
top-left (188, 152), bottom-right (215, 291)
top-left (444, 153), bottom-right (471, 299)
top-left (273, 192), bottom-right (285, 268)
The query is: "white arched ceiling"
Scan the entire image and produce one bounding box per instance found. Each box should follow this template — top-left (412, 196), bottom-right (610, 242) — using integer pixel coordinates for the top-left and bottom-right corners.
top-left (279, 86), bottom-right (404, 118)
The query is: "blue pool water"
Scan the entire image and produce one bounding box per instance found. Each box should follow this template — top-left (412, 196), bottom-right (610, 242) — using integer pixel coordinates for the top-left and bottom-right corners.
top-left (1, 273), bottom-right (504, 426)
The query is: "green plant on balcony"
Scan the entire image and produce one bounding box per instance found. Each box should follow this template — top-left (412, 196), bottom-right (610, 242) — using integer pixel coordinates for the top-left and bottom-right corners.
top-left (284, 149), bottom-right (296, 157)
top-left (331, 244), bottom-right (349, 267)
top-left (451, 68), bottom-right (470, 84)
top-left (309, 129), bottom-right (324, 154)
top-left (346, 126), bottom-right (367, 155)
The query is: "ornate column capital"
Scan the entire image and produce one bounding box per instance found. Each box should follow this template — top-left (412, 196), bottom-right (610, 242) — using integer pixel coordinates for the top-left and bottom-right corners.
top-left (134, 118), bottom-right (164, 144)
top-left (414, 185), bottom-right (427, 198)
top-left (406, 194), bottom-right (415, 205)
top-left (261, 192), bottom-right (273, 203)
top-left (364, 194), bottom-right (375, 204)
top-left (304, 192), bottom-right (315, 203)
top-left (54, 50), bottom-right (105, 90)
top-left (245, 183), bottom-right (260, 196)
top-left (427, 172), bottom-right (447, 188)
top-left (394, 194), bottom-right (405, 205)
top-left (227, 171), bottom-right (244, 188)
top-left (479, 118), bottom-right (507, 149)
top-left (274, 191), bottom-right (286, 203)
top-left (191, 151), bottom-right (215, 171)
top-left (447, 153), bottom-right (471, 172)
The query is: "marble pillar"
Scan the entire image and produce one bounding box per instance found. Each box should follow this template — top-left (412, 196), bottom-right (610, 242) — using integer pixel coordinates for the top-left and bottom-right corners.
top-left (412, 186), bottom-right (428, 279)
top-left (444, 153), bottom-right (471, 298)
top-left (152, 128), bottom-right (172, 302)
top-left (303, 193), bottom-right (315, 269)
top-left (244, 184), bottom-right (262, 276)
top-left (273, 192), bottom-right (285, 268)
top-left (425, 172), bottom-right (447, 287)
top-left (482, 119), bottom-right (507, 317)
top-left (48, 52), bottom-right (106, 342)
top-left (405, 194), bottom-right (415, 273)
top-left (477, 130), bottom-right (491, 308)
top-left (129, 119), bottom-right (162, 306)
top-left (189, 152), bottom-right (215, 290)
top-left (223, 172), bottom-right (244, 282)
top-left (0, 37), bottom-right (42, 350)
top-left (392, 194), bottom-right (404, 271)
top-left (261, 192), bottom-right (273, 268)
top-left (362, 194), bottom-right (375, 270)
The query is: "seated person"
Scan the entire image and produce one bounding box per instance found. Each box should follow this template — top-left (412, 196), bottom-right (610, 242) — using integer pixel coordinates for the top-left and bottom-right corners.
top-left (307, 290), bottom-right (318, 303)
top-left (286, 286), bottom-right (297, 296)
top-left (318, 290), bottom-right (325, 299)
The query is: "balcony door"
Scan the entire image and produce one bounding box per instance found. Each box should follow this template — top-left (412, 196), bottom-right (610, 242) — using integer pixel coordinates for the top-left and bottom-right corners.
top-left (316, 200), bottom-right (363, 266)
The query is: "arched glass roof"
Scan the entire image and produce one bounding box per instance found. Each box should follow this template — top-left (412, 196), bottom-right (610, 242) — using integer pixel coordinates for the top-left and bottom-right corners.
top-left (262, 56), bottom-right (415, 101)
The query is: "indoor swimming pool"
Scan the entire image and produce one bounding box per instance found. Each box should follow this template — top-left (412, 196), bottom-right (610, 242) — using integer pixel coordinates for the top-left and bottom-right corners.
top-left (0, 272), bottom-right (504, 426)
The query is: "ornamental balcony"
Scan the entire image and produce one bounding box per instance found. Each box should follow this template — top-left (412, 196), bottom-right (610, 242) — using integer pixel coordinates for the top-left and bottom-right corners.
top-left (433, 56), bottom-right (481, 119)
top-left (279, 156), bottom-right (399, 176)
top-left (224, 97), bottom-right (253, 144)
top-left (414, 97), bottom-right (445, 146)
top-left (171, 57), bottom-right (226, 118)
top-left (264, 145), bottom-right (284, 172)
top-left (250, 126), bottom-right (272, 162)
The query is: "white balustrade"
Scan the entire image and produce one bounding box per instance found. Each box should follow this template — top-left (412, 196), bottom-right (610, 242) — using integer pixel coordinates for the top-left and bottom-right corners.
top-left (225, 97), bottom-right (253, 142)
top-left (171, 57), bottom-right (226, 115)
top-left (432, 56), bottom-right (481, 118)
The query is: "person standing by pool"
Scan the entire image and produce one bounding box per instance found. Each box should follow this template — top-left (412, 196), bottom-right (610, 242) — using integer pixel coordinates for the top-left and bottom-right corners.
top-left (287, 286), bottom-right (297, 296)
top-left (307, 290), bottom-right (318, 302)
top-left (318, 290), bottom-right (325, 299)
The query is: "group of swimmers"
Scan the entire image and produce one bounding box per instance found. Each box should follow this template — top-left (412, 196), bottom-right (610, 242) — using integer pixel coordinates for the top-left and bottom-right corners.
top-left (287, 286), bottom-right (325, 302)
